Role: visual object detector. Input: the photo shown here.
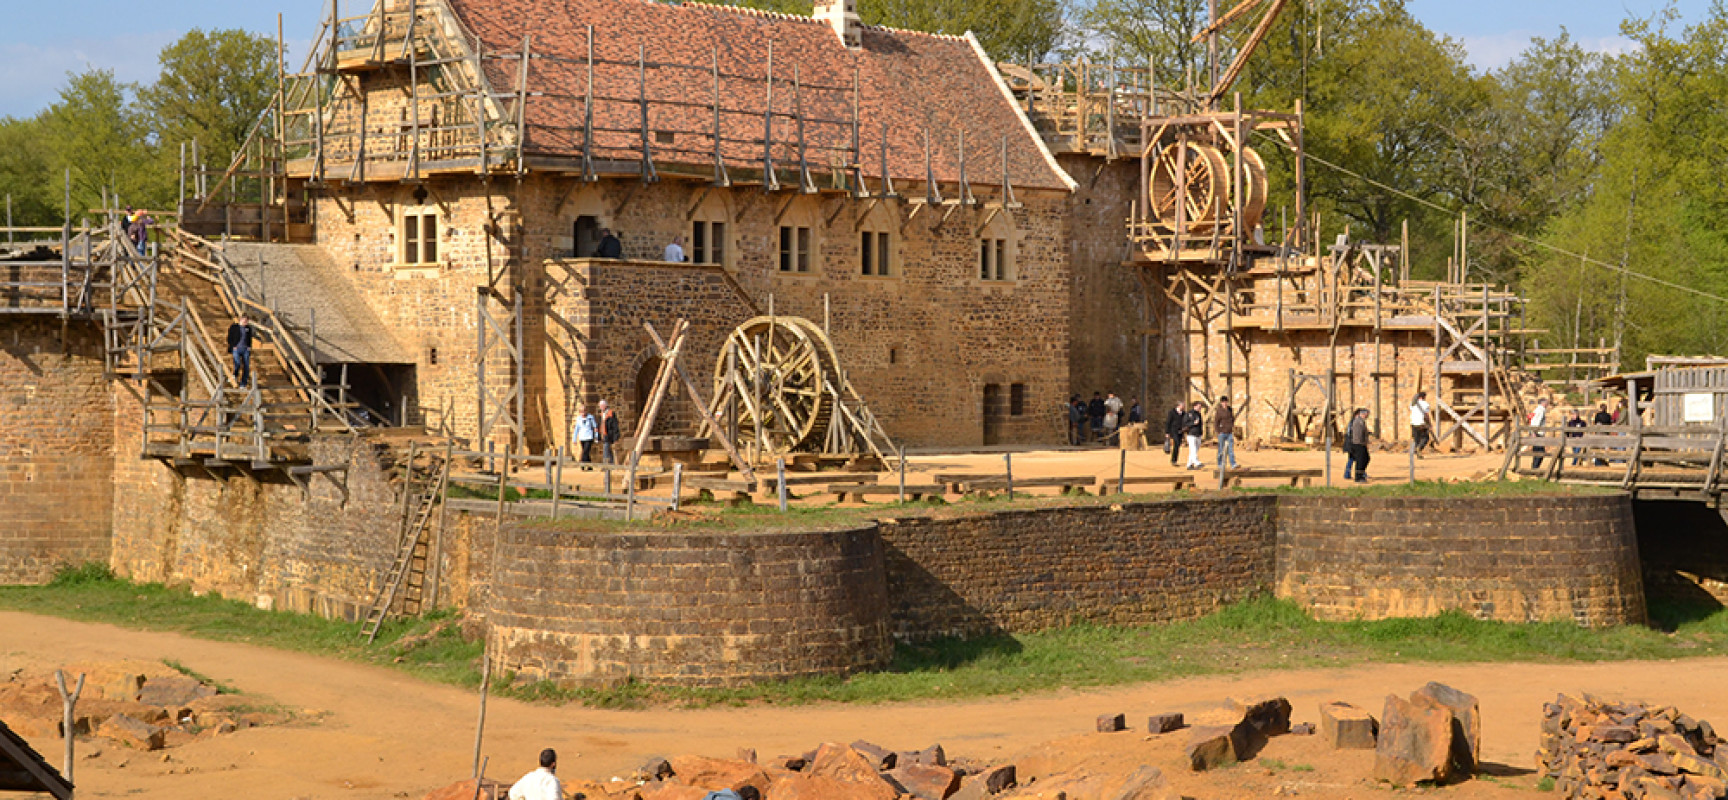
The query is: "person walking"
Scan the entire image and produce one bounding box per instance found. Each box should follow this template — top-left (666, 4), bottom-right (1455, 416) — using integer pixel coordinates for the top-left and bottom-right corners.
top-left (226, 316), bottom-right (253, 388)
top-left (599, 400), bottom-right (622, 464)
top-left (1343, 409), bottom-right (1371, 483)
top-left (506, 749), bottom-right (562, 800)
top-left (1164, 401), bottom-right (1186, 466)
top-left (573, 404), bottom-right (598, 465)
top-left (1410, 391), bottom-right (1432, 455)
top-left (1183, 401), bottom-right (1206, 469)
top-left (1213, 396), bottom-right (1240, 470)
top-left (1528, 397), bottom-right (1551, 468)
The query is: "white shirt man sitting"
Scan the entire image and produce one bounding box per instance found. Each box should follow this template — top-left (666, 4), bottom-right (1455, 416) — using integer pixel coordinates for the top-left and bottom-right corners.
top-left (508, 748), bottom-right (562, 800)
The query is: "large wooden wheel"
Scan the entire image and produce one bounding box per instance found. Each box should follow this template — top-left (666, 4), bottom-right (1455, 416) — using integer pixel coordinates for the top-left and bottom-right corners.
top-left (1238, 146), bottom-right (1269, 234)
top-left (713, 316), bottom-right (843, 456)
top-left (1147, 141), bottom-right (1229, 235)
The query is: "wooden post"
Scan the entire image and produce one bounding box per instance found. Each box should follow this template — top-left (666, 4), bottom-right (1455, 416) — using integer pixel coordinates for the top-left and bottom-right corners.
top-left (401, 440), bottom-right (418, 540)
top-left (1409, 434), bottom-right (1416, 484)
top-left (495, 444), bottom-right (510, 526)
top-left (471, 652), bottom-right (491, 779)
top-left (429, 441), bottom-right (452, 610)
top-left (1118, 448), bottom-right (1127, 496)
top-left (55, 670), bottom-right (85, 782)
top-left (897, 445), bottom-right (906, 504)
top-left (1323, 381), bottom-right (1334, 487)
top-left (776, 458), bottom-right (788, 512)
top-left (671, 462), bottom-right (683, 512)
top-left (550, 446), bottom-right (564, 519)
top-left (1004, 452), bottom-right (1014, 501)
top-left (626, 459), bottom-right (637, 521)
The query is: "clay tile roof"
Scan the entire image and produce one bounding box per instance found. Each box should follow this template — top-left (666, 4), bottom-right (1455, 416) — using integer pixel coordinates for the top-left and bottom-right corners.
top-left (0, 720), bottom-right (73, 800)
top-left (445, 0), bottom-right (1074, 191)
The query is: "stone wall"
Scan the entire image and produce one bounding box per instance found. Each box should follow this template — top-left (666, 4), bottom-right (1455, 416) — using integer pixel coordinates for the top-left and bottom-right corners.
top-left (0, 319), bottom-right (114, 584)
top-left (876, 496), bottom-right (1279, 640)
top-left (1275, 494), bottom-right (1646, 626)
top-left (486, 525), bottom-right (891, 687)
top-left (110, 432), bottom-right (418, 619)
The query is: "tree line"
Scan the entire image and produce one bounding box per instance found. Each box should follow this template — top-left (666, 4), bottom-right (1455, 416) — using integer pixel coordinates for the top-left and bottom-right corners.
top-left (4, 2), bottom-right (1725, 369)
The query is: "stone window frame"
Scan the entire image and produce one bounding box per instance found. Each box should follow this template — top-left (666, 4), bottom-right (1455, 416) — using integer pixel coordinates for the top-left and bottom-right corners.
top-left (397, 205), bottom-right (441, 268)
top-left (857, 201), bottom-right (898, 279)
top-left (976, 211), bottom-right (1019, 284)
top-left (774, 196), bottom-right (823, 277)
top-left (689, 191), bottom-right (733, 269)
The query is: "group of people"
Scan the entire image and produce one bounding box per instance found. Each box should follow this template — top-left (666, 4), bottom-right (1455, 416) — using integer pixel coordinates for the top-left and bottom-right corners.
top-left (571, 401), bottom-right (623, 464)
top-left (584, 228), bottom-right (691, 264)
top-left (1160, 397), bottom-right (1242, 471)
top-left (1528, 396), bottom-right (1622, 468)
top-left (1067, 392), bottom-right (1143, 445)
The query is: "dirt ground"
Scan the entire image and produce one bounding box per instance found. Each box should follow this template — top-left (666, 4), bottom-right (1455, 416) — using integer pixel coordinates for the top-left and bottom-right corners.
top-left (5, 612), bottom-right (1723, 799)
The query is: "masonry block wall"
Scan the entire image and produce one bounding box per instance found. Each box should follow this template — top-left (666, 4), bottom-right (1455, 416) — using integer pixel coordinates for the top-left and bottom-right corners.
top-left (876, 496), bottom-right (1279, 640)
top-left (109, 432), bottom-right (408, 619)
top-left (1276, 494), bottom-right (1645, 626)
top-left (486, 525), bottom-right (891, 687)
top-left (1061, 154), bottom-right (1165, 416)
top-left (0, 319), bottom-right (114, 584)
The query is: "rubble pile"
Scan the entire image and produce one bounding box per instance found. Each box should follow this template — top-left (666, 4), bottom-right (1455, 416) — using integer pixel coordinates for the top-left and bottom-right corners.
top-left (549, 741), bottom-right (1013, 800)
top-left (1538, 694), bottom-right (1728, 799)
top-left (1, 662), bottom-right (286, 752)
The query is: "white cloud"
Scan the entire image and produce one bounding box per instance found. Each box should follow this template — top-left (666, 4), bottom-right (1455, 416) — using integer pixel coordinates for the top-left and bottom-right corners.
top-left (0, 33), bottom-right (175, 118)
top-left (1460, 31), bottom-right (1641, 71)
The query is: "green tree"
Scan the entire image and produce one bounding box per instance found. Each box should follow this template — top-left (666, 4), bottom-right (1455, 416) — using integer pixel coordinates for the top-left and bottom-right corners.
top-left (1075, 0), bottom-right (1208, 79)
top-left (36, 69), bottom-right (163, 218)
top-left (0, 116), bottom-right (58, 226)
top-left (137, 28), bottom-right (279, 181)
top-left (724, 0), bottom-right (1065, 63)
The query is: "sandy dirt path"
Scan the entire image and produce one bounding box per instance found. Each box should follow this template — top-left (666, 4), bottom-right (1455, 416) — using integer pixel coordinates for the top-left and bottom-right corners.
top-left (4, 611), bottom-right (1722, 799)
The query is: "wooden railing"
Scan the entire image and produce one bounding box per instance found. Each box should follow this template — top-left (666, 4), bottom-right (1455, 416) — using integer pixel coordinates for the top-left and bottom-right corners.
top-left (1502, 422), bottom-right (1728, 497)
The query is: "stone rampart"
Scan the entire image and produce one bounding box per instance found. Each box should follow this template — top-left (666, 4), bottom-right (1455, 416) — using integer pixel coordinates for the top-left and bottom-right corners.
top-left (485, 525), bottom-right (890, 687)
top-left (1275, 494), bottom-right (1645, 626)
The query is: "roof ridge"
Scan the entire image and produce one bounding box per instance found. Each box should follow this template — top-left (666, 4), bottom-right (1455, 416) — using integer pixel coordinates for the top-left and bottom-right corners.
top-left (858, 21), bottom-right (970, 42)
top-left (679, 0), bottom-right (822, 24)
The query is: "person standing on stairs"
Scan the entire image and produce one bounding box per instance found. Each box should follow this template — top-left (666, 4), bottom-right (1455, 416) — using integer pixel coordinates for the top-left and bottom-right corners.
top-left (227, 316), bottom-right (253, 388)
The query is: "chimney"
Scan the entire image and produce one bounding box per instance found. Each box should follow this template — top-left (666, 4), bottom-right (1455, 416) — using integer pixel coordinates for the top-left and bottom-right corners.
top-left (813, 0), bottom-right (861, 47)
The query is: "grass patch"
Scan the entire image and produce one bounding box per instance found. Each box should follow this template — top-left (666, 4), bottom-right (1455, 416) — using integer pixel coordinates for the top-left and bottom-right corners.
top-left (6, 566), bottom-right (1725, 709)
top-left (161, 659), bottom-right (240, 695)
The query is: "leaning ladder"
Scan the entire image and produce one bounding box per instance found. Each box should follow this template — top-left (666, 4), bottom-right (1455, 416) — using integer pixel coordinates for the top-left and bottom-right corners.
top-left (361, 453), bottom-right (450, 642)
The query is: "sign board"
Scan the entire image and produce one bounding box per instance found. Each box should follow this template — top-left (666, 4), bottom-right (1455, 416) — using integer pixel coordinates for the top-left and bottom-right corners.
top-left (1683, 392), bottom-right (1715, 424)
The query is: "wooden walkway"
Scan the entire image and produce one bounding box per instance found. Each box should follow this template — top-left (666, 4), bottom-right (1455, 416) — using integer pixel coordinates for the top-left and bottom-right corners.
top-left (1503, 423), bottom-right (1728, 504)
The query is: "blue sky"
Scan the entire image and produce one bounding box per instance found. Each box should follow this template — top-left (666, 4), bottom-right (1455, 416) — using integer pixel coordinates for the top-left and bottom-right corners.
top-left (0, 0), bottom-right (1712, 118)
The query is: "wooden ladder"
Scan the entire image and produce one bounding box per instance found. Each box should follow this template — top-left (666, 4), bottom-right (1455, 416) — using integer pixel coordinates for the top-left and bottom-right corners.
top-left (360, 453), bottom-right (450, 642)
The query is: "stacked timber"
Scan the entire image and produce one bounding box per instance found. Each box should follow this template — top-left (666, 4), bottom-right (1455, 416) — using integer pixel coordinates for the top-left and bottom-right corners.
top-left (1538, 694), bottom-right (1728, 799)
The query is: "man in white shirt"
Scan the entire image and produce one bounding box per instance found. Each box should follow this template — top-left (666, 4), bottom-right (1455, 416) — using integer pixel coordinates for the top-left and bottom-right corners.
top-left (1528, 397), bottom-right (1551, 469)
top-left (1410, 391), bottom-right (1432, 455)
top-left (663, 236), bottom-right (687, 263)
top-left (508, 749), bottom-right (561, 800)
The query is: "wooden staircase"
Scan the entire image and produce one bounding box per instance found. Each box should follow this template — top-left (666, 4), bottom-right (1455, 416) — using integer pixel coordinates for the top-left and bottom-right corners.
top-left (361, 448), bottom-right (450, 641)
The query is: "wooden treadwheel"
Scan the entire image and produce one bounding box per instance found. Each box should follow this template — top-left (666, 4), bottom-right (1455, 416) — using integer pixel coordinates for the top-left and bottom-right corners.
top-left (713, 316), bottom-right (843, 457)
top-left (1147, 141), bottom-right (1229, 234)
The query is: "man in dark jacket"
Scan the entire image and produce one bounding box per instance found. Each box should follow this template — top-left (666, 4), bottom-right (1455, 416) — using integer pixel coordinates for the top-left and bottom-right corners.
top-left (1343, 409), bottom-right (1370, 483)
top-left (226, 316), bottom-right (253, 387)
top-left (1591, 403), bottom-right (1614, 465)
top-left (599, 400), bottom-right (622, 463)
top-left (1213, 397), bottom-right (1240, 470)
top-left (1067, 396), bottom-right (1086, 446)
top-left (595, 228), bottom-right (623, 259)
top-left (1087, 392), bottom-right (1106, 442)
top-left (1164, 401), bottom-right (1186, 465)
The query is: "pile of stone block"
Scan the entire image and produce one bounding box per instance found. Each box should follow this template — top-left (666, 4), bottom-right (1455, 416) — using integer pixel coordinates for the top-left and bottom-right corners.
top-left (1, 665), bottom-right (282, 753)
top-left (1537, 694), bottom-right (1727, 799)
top-left (551, 740), bottom-right (1014, 800)
top-left (1180, 696), bottom-right (1295, 771)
